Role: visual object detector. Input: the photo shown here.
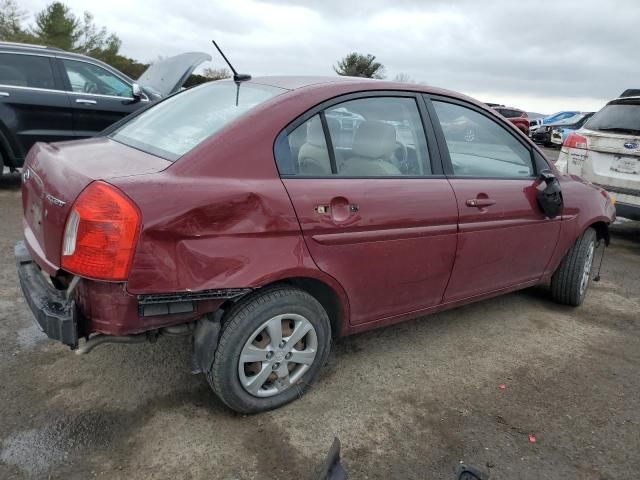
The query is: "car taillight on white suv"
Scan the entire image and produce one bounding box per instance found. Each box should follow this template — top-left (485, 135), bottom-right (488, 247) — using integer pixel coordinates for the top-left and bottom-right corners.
top-left (563, 132), bottom-right (589, 150)
top-left (62, 181), bottom-right (141, 281)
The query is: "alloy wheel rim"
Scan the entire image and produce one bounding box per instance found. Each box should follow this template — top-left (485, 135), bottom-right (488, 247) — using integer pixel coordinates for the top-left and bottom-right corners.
top-left (238, 313), bottom-right (318, 398)
top-left (579, 241), bottom-right (595, 296)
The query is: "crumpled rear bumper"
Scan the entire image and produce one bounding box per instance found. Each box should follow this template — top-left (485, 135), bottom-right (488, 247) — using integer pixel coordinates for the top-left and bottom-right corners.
top-left (15, 241), bottom-right (79, 348)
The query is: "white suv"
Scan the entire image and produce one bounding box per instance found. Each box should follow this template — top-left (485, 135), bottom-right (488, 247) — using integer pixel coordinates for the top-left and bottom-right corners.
top-left (556, 96), bottom-right (640, 220)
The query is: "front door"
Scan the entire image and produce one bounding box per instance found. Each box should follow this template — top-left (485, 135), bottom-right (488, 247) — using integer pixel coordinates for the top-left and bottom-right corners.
top-left (277, 94), bottom-right (459, 326)
top-left (59, 58), bottom-right (145, 137)
top-left (427, 97), bottom-right (561, 302)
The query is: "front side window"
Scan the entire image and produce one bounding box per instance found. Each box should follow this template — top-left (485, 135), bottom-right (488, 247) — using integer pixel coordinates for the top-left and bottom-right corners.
top-left (111, 82), bottom-right (285, 161)
top-left (432, 101), bottom-right (534, 178)
top-left (62, 59), bottom-right (132, 97)
top-left (0, 53), bottom-right (55, 89)
top-left (281, 96), bottom-right (431, 177)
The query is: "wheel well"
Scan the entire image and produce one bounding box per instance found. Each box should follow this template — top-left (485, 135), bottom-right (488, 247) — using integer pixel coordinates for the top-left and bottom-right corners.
top-left (590, 221), bottom-right (610, 246)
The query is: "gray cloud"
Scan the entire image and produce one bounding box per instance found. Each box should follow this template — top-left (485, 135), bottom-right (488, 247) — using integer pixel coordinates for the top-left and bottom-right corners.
top-left (19, 0), bottom-right (639, 112)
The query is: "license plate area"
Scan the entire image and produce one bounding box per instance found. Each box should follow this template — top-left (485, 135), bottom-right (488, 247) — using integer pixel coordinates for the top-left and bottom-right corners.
top-left (611, 155), bottom-right (640, 175)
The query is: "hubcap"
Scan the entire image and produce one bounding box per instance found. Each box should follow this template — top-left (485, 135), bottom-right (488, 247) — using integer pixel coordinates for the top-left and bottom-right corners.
top-left (238, 314), bottom-right (318, 398)
top-left (579, 241), bottom-right (595, 296)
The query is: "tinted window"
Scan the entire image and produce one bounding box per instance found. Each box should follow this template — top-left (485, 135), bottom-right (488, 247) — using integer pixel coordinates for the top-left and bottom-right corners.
top-left (63, 59), bottom-right (131, 97)
top-left (281, 96), bottom-right (431, 177)
top-left (112, 82), bottom-right (285, 161)
top-left (0, 53), bottom-right (55, 89)
top-left (433, 101), bottom-right (534, 178)
top-left (585, 100), bottom-right (640, 134)
top-left (496, 108), bottom-right (521, 118)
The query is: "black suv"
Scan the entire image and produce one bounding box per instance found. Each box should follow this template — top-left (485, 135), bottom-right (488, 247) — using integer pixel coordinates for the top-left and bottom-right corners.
top-left (0, 42), bottom-right (210, 175)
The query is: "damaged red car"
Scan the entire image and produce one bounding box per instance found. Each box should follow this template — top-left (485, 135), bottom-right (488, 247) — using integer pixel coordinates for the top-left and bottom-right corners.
top-left (16, 76), bottom-right (615, 413)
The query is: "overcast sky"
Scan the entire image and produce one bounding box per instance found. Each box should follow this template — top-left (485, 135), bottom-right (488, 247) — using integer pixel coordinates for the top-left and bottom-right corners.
top-left (20, 0), bottom-right (639, 113)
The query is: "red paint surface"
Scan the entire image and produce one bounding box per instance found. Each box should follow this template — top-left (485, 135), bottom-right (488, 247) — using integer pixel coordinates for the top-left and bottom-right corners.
top-left (21, 77), bottom-right (615, 337)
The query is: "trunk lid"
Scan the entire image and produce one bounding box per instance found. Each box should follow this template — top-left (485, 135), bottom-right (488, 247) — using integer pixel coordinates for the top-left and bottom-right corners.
top-left (22, 138), bottom-right (170, 273)
top-left (136, 52), bottom-right (212, 97)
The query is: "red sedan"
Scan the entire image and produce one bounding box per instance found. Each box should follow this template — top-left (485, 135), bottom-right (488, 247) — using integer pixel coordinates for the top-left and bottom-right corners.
top-left (16, 76), bottom-right (615, 413)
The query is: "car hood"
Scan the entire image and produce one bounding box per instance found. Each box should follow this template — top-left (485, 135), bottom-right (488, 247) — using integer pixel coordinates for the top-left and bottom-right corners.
top-left (137, 52), bottom-right (212, 97)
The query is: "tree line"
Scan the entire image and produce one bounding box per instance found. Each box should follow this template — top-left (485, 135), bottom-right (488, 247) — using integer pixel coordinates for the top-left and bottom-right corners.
top-left (1, 0), bottom-right (413, 83)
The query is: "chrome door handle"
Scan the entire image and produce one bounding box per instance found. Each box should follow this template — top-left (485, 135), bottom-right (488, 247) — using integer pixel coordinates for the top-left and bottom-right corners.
top-left (0, 92), bottom-right (9, 97)
top-left (75, 98), bottom-right (97, 105)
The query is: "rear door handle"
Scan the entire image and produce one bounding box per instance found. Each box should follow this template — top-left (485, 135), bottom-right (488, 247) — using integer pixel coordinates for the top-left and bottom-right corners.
top-left (466, 198), bottom-right (496, 208)
top-left (75, 98), bottom-right (97, 105)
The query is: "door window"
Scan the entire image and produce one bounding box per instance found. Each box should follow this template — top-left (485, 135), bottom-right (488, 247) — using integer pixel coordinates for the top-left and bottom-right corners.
top-left (62, 59), bottom-right (132, 97)
top-left (280, 96), bottom-right (431, 177)
top-left (432, 101), bottom-right (534, 178)
top-left (0, 53), bottom-right (55, 89)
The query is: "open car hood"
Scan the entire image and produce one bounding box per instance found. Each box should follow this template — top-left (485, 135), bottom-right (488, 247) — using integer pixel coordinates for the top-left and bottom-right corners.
top-left (137, 52), bottom-right (212, 97)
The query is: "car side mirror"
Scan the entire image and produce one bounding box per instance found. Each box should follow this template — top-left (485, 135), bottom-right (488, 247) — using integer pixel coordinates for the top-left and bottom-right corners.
top-left (536, 169), bottom-right (563, 218)
top-left (131, 83), bottom-right (142, 102)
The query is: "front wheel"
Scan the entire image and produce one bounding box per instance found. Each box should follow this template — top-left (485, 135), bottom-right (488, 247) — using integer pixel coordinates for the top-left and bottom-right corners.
top-left (550, 228), bottom-right (597, 306)
top-left (207, 286), bottom-right (331, 413)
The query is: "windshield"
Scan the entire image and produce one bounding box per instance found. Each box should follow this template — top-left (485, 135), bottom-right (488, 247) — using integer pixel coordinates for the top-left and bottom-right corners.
top-left (111, 82), bottom-right (286, 161)
top-left (585, 101), bottom-right (640, 134)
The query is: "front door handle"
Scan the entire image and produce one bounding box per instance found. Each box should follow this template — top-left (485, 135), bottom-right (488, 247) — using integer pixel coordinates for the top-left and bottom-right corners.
top-left (0, 92), bottom-right (9, 97)
top-left (466, 198), bottom-right (496, 208)
top-left (75, 98), bottom-right (97, 105)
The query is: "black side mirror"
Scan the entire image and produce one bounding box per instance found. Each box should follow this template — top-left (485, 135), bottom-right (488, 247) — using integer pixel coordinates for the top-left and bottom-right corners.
top-left (536, 169), bottom-right (563, 218)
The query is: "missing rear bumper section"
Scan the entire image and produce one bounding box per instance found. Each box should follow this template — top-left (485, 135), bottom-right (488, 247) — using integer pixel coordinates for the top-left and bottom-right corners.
top-left (15, 241), bottom-right (79, 348)
top-left (137, 288), bottom-right (251, 316)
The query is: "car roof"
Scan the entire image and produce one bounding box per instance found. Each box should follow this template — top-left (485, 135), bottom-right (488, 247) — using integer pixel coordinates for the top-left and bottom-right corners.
top-left (220, 75), bottom-right (484, 107)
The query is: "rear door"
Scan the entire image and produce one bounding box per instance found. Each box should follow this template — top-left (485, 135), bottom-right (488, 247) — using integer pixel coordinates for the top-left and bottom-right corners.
top-left (276, 93), bottom-right (459, 326)
top-left (0, 51), bottom-right (73, 163)
top-left (426, 96), bottom-right (561, 302)
top-left (59, 57), bottom-right (145, 136)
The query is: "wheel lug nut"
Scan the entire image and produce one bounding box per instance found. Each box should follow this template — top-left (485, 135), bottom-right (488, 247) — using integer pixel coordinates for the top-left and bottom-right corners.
top-left (266, 351), bottom-right (274, 359)
top-left (279, 340), bottom-right (286, 348)
top-left (285, 352), bottom-right (291, 360)
top-left (272, 362), bottom-right (280, 370)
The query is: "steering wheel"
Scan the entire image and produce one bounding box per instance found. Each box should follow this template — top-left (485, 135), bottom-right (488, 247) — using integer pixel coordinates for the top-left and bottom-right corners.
top-left (83, 81), bottom-right (98, 94)
top-left (392, 141), bottom-right (409, 173)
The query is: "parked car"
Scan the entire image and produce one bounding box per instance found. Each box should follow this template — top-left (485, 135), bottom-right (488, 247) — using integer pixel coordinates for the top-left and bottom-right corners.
top-left (16, 77), bottom-right (615, 413)
top-left (556, 96), bottom-right (640, 220)
top-left (491, 106), bottom-right (529, 135)
top-left (550, 112), bottom-right (595, 146)
top-left (531, 111), bottom-right (582, 143)
top-left (529, 118), bottom-right (544, 137)
top-left (0, 41), bottom-right (210, 175)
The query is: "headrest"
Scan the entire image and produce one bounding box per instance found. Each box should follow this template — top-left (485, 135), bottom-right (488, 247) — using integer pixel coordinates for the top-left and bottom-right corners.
top-left (306, 116), bottom-right (326, 147)
top-left (352, 121), bottom-right (397, 159)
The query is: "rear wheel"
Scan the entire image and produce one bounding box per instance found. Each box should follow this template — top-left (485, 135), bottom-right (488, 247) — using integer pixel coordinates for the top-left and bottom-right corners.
top-left (550, 228), bottom-right (597, 306)
top-left (207, 286), bottom-right (331, 413)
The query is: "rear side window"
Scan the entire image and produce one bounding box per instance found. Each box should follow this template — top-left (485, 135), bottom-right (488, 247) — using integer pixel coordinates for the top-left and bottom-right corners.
top-left (585, 101), bottom-right (640, 135)
top-left (432, 101), bottom-right (534, 178)
top-left (280, 96), bottom-right (431, 177)
top-left (111, 82), bottom-right (285, 161)
top-left (0, 53), bottom-right (55, 89)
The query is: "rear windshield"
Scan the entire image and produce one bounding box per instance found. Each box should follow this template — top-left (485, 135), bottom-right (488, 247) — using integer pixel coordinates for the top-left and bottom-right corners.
top-left (585, 101), bottom-right (640, 135)
top-left (111, 82), bottom-right (286, 161)
top-left (496, 108), bottom-right (521, 118)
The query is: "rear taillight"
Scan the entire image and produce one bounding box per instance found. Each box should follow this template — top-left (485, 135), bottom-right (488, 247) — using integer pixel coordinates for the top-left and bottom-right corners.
top-left (61, 181), bottom-right (141, 281)
top-left (563, 132), bottom-right (588, 150)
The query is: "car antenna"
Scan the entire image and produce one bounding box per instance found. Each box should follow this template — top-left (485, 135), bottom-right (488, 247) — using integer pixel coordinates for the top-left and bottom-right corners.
top-left (211, 40), bottom-right (251, 83)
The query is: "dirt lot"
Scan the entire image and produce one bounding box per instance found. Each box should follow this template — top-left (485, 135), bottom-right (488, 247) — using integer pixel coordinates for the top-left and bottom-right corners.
top-left (1, 149), bottom-right (639, 479)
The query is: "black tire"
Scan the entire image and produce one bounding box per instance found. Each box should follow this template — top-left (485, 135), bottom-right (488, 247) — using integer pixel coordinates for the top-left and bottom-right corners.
top-left (207, 286), bottom-right (331, 413)
top-left (550, 228), bottom-right (597, 306)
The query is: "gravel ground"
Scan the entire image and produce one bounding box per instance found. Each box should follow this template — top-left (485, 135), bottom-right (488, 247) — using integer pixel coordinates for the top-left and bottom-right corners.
top-left (1, 151), bottom-right (639, 479)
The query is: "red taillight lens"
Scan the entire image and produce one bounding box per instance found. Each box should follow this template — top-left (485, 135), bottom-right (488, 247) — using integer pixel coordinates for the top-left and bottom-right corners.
top-left (564, 132), bottom-right (588, 149)
top-left (61, 181), bottom-right (141, 281)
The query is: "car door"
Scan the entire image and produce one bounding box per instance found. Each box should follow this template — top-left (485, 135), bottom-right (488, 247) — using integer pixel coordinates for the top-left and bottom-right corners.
top-left (59, 57), bottom-right (146, 137)
top-left (426, 96), bottom-right (561, 302)
top-left (0, 52), bottom-right (73, 163)
top-left (276, 93), bottom-right (459, 326)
